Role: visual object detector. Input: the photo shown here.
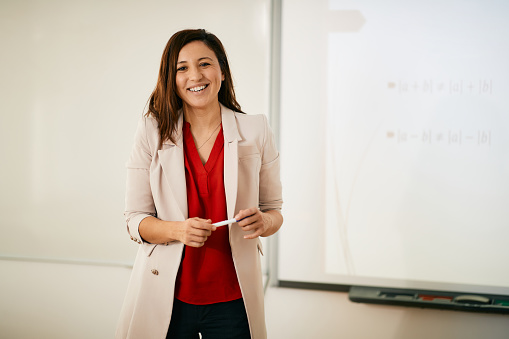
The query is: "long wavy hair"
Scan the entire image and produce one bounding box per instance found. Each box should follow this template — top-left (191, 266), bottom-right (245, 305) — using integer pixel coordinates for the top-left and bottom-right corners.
top-left (146, 29), bottom-right (243, 144)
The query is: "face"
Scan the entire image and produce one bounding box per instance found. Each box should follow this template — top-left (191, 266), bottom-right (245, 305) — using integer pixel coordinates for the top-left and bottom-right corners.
top-left (175, 40), bottom-right (225, 113)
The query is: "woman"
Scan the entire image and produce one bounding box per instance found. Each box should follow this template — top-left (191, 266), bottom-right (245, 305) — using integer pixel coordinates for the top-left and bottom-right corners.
top-left (116, 29), bottom-right (283, 339)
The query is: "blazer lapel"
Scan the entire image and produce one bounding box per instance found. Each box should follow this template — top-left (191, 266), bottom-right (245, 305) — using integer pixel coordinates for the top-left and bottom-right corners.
top-left (157, 116), bottom-right (187, 221)
top-left (221, 105), bottom-right (242, 220)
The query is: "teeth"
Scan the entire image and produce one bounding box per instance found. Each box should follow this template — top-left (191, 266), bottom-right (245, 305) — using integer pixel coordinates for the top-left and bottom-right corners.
top-left (189, 85), bottom-right (207, 92)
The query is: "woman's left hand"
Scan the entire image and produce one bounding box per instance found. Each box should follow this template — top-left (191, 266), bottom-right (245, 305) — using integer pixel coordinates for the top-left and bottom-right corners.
top-left (235, 207), bottom-right (270, 239)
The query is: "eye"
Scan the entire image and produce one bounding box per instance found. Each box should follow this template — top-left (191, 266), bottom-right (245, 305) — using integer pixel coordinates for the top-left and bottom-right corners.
top-left (200, 62), bottom-right (211, 67)
top-left (177, 66), bottom-right (187, 72)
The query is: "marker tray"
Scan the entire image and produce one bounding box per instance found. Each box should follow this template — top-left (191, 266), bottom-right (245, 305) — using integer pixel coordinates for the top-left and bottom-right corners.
top-left (349, 286), bottom-right (509, 314)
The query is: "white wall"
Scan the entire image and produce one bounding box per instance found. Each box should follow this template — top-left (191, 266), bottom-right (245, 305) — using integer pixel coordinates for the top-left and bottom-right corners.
top-left (0, 260), bottom-right (131, 339)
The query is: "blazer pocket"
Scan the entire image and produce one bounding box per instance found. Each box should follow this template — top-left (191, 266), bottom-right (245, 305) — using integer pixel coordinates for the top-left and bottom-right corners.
top-left (257, 240), bottom-right (264, 256)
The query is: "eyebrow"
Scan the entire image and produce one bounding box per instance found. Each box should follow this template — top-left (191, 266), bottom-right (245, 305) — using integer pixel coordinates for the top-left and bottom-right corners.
top-left (177, 56), bottom-right (213, 65)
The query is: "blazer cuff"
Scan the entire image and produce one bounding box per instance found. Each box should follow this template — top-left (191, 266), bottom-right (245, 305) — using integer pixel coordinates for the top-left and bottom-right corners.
top-left (126, 213), bottom-right (153, 245)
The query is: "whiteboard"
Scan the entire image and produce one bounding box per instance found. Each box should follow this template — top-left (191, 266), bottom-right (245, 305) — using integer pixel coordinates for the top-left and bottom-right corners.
top-left (278, 0), bottom-right (509, 295)
top-left (0, 0), bottom-right (271, 265)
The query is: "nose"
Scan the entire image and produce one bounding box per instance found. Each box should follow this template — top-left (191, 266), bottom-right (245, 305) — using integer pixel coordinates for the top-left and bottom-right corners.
top-left (188, 65), bottom-right (202, 81)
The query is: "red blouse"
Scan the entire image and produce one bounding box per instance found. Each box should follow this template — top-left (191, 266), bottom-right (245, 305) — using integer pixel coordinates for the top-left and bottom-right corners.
top-left (174, 121), bottom-right (242, 305)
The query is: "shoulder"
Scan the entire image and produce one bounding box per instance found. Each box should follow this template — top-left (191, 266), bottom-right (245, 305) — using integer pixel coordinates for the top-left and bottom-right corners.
top-left (134, 114), bottom-right (162, 152)
top-left (234, 112), bottom-right (268, 134)
top-left (222, 104), bottom-right (267, 142)
top-left (234, 112), bottom-right (266, 123)
top-left (141, 114), bottom-right (159, 134)
top-left (233, 112), bottom-right (273, 152)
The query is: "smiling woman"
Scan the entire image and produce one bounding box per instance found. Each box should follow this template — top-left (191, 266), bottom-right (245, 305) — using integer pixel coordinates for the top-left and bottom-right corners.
top-left (116, 29), bottom-right (283, 339)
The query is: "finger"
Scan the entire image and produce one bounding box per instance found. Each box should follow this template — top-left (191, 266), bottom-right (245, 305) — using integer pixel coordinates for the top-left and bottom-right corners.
top-left (238, 214), bottom-right (261, 228)
top-left (237, 209), bottom-right (258, 223)
top-left (235, 208), bottom-right (258, 221)
top-left (187, 241), bottom-right (205, 248)
top-left (190, 229), bottom-right (211, 237)
top-left (191, 219), bottom-right (216, 231)
top-left (239, 219), bottom-right (262, 231)
top-left (201, 223), bottom-right (217, 231)
top-left (187, 234), bottom-right (208, 245)
top-left (183, 226), bottom-right (210, 238)
top-left (192, 217), bottom-right (212, 222)
top-left (243, 228), bottom-right (264, 239)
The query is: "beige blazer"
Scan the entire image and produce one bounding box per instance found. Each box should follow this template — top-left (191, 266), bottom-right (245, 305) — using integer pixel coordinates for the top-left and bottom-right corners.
top-left (116, 105), bottom-right (282, 339)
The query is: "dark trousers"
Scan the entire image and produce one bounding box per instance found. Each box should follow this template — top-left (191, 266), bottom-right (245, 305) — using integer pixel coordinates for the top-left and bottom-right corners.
top-left (166, 298), bottom-right (251, 339)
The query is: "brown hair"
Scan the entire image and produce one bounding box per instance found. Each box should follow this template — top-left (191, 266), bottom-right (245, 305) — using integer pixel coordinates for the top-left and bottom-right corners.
top-left (146, 29), bottom-right (243, 144)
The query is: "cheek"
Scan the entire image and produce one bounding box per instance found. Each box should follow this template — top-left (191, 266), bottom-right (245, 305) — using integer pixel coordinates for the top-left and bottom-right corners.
top-left (216, 72), bottom-right (224, 91)
top-left (175, 76), bottom-right (186, 97)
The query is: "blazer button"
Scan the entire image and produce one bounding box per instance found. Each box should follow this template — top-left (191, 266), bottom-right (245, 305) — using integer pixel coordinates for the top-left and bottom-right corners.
top-left (151, 269), bottom-right (159, 275)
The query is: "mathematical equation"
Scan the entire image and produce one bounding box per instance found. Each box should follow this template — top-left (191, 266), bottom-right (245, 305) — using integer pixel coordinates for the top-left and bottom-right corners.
top-left (386, 129), bottom-right (491, 146)
top-left (387, 80), bottom-right (493, 95)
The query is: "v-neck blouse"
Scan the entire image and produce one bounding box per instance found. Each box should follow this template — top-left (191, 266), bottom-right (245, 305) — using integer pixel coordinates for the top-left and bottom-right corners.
top-left (174, 121), bottom-right (242, 305)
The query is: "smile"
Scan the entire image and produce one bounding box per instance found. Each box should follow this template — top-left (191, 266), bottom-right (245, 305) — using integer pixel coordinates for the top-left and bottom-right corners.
top-left (188, 84), bottom-right (208, 92)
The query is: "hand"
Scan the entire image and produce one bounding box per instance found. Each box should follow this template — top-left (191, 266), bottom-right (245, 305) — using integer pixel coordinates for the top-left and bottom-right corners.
top-left (235, 208), bottom-right (270, 239)
top-left (176, 217), bottom-right (216, 247)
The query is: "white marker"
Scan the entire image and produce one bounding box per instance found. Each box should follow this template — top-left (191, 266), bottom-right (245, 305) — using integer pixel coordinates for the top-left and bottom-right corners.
top-left (212, 218), bottom-right (238, 227)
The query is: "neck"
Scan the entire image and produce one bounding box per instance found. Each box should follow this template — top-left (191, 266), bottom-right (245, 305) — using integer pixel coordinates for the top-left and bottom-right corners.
top-left (183, 102), bottom-right (221, 130)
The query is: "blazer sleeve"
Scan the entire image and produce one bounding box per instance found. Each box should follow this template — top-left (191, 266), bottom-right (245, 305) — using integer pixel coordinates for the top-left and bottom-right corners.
top-left (124, 117), bottom-right (156, 244)
top-left (259, 114), bottom-right (283, 212)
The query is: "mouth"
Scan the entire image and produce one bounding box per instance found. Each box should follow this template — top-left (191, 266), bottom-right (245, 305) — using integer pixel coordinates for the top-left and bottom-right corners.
top-left (188, 84), bottom-right (209, 93)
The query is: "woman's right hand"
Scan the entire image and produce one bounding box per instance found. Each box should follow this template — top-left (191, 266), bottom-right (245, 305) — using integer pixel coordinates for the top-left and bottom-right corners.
top-left (175, 218), bottom-right (216, 247)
